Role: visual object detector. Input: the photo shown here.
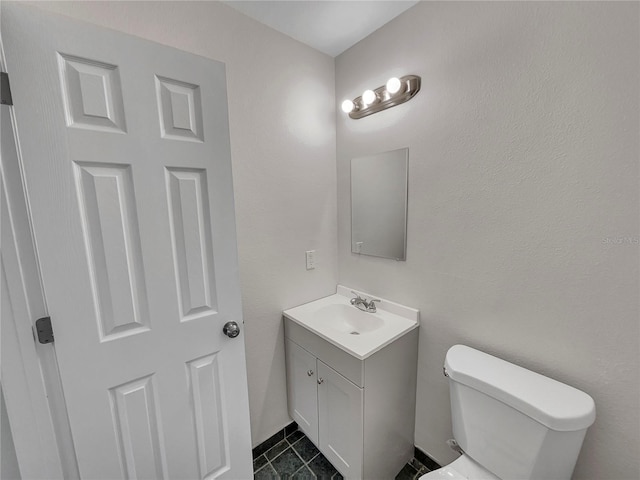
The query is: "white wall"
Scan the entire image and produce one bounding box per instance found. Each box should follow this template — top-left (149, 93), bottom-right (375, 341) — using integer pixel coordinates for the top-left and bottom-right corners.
top-left (336, 2), bottom-right (639, 479)
top-left (27, 0), bottom-right (338, 447)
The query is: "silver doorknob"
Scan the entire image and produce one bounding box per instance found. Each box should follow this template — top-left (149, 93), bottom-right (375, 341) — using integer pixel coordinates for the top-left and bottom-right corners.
top-left (317, 378), bottom-right (324, 385)
top-left (223, 321), bottom-right (240, 338)
top-left (307, 370), bottom-right (314, 376)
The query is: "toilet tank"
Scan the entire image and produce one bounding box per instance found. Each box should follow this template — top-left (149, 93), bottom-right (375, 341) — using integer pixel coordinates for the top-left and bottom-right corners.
top-left (444, 345), bottom-right (596, 480)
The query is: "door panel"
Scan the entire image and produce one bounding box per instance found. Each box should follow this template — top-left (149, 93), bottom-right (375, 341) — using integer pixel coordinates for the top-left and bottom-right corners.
top-left (187, 353), bottom-right (229, 478)
top-left (109, 375), bottom-right (167, 479)
top-left (156, 76), bottom-right (204, 142)
top-left (166, 167), bottom-right (218, 319)
top-left (286, 339), bottom-right (319, 444)
top-left (58, 53), bottom-right (127, 133)
top-left (75, 161), bottom-right (151, 340)
top-left (318, 360), bottom-right (363, 479)
top-left (2, 4), bottom-right (252, 479)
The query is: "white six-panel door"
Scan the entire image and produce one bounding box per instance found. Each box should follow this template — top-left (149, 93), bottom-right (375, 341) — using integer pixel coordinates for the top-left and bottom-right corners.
top-left (2, 4), bottom-right (252, 479)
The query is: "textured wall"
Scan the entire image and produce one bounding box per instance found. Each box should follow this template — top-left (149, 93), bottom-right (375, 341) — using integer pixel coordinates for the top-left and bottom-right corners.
top-left (27, 0), bottom-right (338, 447)
top-left (336, 2), bottom-right (639, 479)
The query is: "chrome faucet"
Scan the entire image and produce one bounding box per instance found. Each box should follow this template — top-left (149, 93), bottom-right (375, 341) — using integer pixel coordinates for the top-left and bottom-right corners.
top-left (350, 291), bottom-right (380, 313)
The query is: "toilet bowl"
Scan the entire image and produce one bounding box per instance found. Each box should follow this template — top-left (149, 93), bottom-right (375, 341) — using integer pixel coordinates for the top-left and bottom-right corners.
top-left (419, 345), bottom-right (596, 480)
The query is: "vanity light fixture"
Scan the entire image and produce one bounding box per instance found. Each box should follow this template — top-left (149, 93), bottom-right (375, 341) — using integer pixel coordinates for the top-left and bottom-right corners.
top-left (341, 75), bottom-right (421, 119)
top-left (341, 99), bottom-right (355, 113)
top-left (361, 89), bottom-right (378, 106)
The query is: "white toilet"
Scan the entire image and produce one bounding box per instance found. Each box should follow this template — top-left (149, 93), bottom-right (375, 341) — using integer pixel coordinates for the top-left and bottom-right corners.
top-left (421, 345), bottom-right (596, 480)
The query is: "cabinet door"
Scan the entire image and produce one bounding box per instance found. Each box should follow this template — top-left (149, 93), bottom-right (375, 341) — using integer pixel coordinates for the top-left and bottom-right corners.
top-left (318, 360), bottom-right (363, 479)
top-left (285, 339), bottom-right (319, 444)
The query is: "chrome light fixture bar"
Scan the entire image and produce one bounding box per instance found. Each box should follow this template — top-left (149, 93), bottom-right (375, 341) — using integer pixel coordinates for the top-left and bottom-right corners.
top-left (342, 75), bottom-right (421, 120)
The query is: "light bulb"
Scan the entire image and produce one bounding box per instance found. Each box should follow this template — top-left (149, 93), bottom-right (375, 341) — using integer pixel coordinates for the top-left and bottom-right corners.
top-left (341, 99), bottom-right (355, 113)
top-left (362, 89), bottom-right (377, 106)
top-left (386, 77), bottom-right (402, 95)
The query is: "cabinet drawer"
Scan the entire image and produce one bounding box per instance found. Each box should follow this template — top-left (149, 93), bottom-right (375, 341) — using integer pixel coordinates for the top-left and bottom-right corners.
top-left (285, 318), bottom-right (364, 387)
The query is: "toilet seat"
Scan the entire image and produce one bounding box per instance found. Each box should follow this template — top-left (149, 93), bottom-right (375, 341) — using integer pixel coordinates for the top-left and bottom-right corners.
top-left (419, 454), bottom-right (500, 480)
top-left (419, 466), bottom-right (466, 479)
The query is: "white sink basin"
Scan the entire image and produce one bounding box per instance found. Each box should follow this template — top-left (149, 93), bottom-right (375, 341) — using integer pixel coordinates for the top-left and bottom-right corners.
top-left (283, 285), bottom-right (419, 359)
top-left (315, 304), bottom-right (385, 335)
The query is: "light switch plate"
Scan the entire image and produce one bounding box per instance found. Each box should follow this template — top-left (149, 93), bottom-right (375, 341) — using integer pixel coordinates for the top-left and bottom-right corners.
top-left (305, 250), bottom-right (316, 270)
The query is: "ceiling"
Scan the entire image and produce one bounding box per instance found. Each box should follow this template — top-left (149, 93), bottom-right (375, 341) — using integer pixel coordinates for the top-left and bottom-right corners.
top-left (222, 1), bottom-right (420, 57)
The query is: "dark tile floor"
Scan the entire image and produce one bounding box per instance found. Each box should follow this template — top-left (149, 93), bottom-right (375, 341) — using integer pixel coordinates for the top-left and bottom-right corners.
top-left (394, 458), bottom-right (431, 480)
top-left (253, 426), bottom-right (343, 479)
top-left (253, 423), bottom-right (434, 479)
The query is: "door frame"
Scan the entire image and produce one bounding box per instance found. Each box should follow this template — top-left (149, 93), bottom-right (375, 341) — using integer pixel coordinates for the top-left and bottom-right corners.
top-left (0, 43), bottom-right (79, 479)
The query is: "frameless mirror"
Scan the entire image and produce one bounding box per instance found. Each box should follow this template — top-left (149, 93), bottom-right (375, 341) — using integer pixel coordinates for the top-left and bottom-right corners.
top-left (351, 148), bottom-right (408, 260)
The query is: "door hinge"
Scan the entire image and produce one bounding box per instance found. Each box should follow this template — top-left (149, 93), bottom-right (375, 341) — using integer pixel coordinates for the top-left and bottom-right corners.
top-left (35, 316), bottom-right (54, 344)
top-left (1, 72), bottom-right (13, 106)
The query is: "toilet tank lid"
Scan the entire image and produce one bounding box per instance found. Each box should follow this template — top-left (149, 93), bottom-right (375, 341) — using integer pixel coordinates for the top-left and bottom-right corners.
top-left (444, 345), bottom-right (596, 432)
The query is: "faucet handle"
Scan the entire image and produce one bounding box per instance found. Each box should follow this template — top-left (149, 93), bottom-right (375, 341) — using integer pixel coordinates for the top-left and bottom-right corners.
top-left (365, 298), bottom-right (380, 312)
top-left (350, 291), bottom-right (364, 304)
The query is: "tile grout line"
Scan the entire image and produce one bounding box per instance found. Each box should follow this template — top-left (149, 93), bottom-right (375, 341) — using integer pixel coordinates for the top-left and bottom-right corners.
top-left (256, 430), bottom-right (313, 478)
top-left (289, 435), bottom-right (318, 477)
top-left (288, 432), bottom-right (338, 478)
top-left (277, 432), bottom-right (331, 478)
top-left (257, 439), bottom-right (287, 477)
top-left (287, 432), bottom-right (316, 477)
top-left (254, 436), bottom-right (283, 476)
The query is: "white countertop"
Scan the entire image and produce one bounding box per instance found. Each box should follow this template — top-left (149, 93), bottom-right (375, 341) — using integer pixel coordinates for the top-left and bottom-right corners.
top-left (283, 285), bottom-right (419, 360)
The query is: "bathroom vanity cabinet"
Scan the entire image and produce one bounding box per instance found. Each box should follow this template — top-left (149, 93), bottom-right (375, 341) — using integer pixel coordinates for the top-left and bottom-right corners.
top-left (284, 317), bottom-right (418, 479)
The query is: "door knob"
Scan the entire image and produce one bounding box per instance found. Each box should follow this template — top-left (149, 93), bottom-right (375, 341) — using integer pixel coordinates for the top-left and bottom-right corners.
top-left (307, 369), bottom-right (314, 376)
top-left (317, 378), bottom-right (324, 385)
top-left (223, 321), bottom-right (240, 338)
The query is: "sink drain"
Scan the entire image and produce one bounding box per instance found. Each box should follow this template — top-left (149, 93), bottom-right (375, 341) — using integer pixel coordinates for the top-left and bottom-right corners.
top-left (350, 331), bottom-right (360, 335)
